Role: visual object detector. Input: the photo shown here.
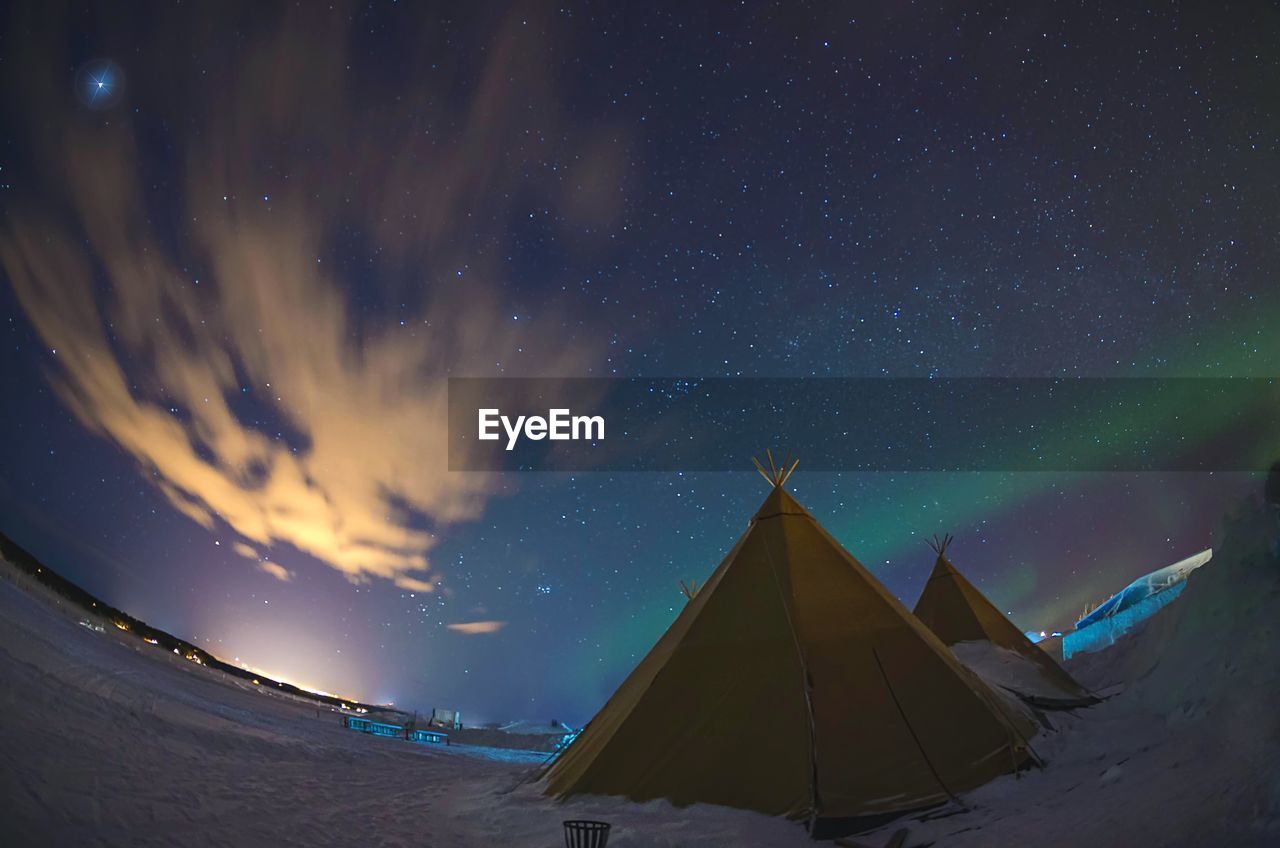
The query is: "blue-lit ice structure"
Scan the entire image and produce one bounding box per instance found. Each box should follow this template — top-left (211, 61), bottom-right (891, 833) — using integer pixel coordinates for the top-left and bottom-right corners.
top-left (343, 715), bottom-right (403, 737)
top-left (409, 728), bottom-right (450, 745)
top-left (1063, 549), bottom-right (1213, 660)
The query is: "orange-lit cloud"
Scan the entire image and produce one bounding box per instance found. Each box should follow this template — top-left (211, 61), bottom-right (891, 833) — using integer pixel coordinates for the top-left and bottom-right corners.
top-left (258, 561), bottom-right (294, 583)
top-left (0, 6), bottom-right (616, 590)
top-left (446, 621), bottom-right (507, 635)
top-left (393, 576), bottom-right (435, 594)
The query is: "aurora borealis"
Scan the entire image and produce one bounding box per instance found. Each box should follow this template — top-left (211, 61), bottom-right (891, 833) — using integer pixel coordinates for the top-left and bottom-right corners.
top-left (1, 1), bottom-right (1277, 724)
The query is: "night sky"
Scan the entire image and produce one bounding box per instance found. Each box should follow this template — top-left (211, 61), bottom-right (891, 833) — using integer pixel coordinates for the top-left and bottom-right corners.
top-left (1, 2), bottom-right (1277, 725)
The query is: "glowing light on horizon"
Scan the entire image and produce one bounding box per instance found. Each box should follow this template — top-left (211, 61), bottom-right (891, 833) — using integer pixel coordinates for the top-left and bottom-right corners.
top-left (234, 660), bottom-right (353, 701)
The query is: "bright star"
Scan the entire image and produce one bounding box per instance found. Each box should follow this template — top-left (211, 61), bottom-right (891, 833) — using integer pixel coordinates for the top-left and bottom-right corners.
top-left (76, 61), bottom-right (123, 109)
top-left (89, 74), bottom-right (114, 102)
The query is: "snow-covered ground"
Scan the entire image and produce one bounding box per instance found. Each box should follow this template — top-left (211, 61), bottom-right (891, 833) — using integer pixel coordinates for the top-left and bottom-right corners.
top-left (2, 497), bottom-right (1277, 846)
top-left (0, 565), bottom-right (811, 847)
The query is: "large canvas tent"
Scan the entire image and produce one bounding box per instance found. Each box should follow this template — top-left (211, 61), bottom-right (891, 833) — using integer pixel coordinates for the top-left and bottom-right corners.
top-left (543, 464), bottom-right (1038, 828)
top-left (912, 536), bottom-right (1096, 708)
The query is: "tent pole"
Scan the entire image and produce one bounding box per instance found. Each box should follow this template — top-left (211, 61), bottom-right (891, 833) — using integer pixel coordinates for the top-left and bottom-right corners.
top-left (759, 535), bottom-right (823, 826)
top-left (871, 646), bottom-right (966, 811)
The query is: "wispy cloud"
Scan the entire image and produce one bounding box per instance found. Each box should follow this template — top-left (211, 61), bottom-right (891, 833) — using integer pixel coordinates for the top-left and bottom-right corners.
top-left (1, 5), bottom-right (616, 590)
top-left (446, 621), bottom-right (507, 635)
top-left (258, 561), bottom-right (294, 583)
top-left (394, 576), bottom-right (435, 594)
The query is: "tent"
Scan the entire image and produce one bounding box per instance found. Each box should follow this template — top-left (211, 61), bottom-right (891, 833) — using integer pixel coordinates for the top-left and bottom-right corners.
top-left (543, 461), bottom-right (1038, 829)
top-left (912, 536), bottom-right (1097, 708)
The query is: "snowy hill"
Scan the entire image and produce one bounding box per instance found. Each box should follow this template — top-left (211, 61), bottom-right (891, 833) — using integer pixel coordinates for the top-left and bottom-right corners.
top-left (857, 497), bottom-right (1280, 847)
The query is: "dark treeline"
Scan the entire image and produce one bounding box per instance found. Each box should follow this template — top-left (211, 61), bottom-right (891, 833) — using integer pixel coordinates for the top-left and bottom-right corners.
top-left (0, 530), bottom-right (383, 713)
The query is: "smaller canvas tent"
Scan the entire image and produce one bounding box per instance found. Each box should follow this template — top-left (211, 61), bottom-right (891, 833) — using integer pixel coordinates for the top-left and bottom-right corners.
top-left (913, 536), bottom-right (1096, 708)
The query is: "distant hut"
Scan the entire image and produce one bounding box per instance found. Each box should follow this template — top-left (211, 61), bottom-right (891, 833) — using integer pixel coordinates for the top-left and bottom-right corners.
top-left (430, 708), bottom-right (461, 730)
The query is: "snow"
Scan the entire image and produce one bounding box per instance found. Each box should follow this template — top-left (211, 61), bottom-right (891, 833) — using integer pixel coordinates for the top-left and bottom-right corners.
top-left (949, 640), bottom-right (1077, 702)
top-left (0, 567), bottom-right (812, 847)
top-left (497, 719), bottom-right (571, 735)
top-left (2, 498), bottom-right (1278, 846)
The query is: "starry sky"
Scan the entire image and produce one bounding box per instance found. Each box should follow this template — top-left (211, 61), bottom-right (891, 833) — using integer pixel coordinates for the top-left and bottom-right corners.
top-left (1, 1), bottom-right (1277, 725)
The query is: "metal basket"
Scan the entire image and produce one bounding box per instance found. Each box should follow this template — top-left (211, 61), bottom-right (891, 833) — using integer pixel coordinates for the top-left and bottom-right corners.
top-left (562, 819), bottom-right (611, 848)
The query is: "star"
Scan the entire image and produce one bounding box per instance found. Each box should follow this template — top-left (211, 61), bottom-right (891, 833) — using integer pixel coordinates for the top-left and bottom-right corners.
top-left (76, 60), bottom-right (122, 109)
top-left (88, 72), bottom-right (113, 102)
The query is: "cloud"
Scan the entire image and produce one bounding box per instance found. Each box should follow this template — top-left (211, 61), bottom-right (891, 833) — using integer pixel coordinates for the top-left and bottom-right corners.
top-left (0, 5), bottom-right (612, 589)
top-left (227, 536), bottom-right (293, 582)
top-left (446, 621), bottom-right (507, 635)
top-left (257, 561), bottom-right (294, 583)
top-left (393, 576), bottom-right (435, 594)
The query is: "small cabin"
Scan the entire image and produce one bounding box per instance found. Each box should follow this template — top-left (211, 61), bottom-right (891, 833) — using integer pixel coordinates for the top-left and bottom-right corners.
top-left (409, 728), bottom-right (449, 745)
top-left (344, 715), bottom-right (403, 737)
top-left (429, 708), bottom-right (461, 729)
